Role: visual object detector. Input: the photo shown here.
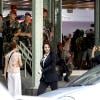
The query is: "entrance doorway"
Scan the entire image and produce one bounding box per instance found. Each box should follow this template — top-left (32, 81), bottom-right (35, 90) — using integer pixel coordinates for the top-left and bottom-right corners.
top-left (62, 0), bottom-right (95, 70)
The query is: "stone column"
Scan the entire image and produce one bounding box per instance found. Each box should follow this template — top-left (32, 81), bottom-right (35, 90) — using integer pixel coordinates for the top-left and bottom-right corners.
top-left (43, 0), bottom-right (49, 9)
top-left (53, 0), bottom-right (62, 49)
top-left (56, 0), bottom-right (62, 42)
top-left (0, 0), bottom-right (3, 14)
top-left (32, 0), bottom-right (43, 89)
top-left (95, 0), bottom-right (100, 45)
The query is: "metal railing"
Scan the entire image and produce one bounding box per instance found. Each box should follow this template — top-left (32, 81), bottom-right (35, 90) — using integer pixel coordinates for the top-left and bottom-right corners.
top-left (17, 41), bottom-right (32, 77)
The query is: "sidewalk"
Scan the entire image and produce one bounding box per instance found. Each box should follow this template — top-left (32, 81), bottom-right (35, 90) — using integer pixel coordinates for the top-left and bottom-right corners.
top-left (21, 69), bottom-right (87, 95)
top-left (0, 69), bottom-right (87, 96)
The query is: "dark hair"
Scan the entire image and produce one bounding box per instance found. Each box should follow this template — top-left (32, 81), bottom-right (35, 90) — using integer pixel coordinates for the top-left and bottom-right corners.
top-left (43, 42), bottom-right (51, 49)
top-left (43, 42), bottom-right (51, 54)
top-left (11, 41), bottom-right (17, 49)
top-left (10, 10), bottom-right (17, 16)
top-left (25, 12), bottom-right (31, 17)
top-left (0, 14), bottom-right (3, 18)
top-left (11, 4), bottom-right (17, 9)
top-left (43, 8), bottom-right (48, 13)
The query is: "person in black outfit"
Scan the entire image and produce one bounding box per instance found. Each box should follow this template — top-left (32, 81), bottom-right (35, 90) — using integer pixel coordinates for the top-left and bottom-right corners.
top-left (37, 42), bottom-right (58, 95)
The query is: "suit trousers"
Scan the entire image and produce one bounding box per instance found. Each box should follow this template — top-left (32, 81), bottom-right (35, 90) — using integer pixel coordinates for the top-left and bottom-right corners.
top-left (37, 81), bottom-right (58, 95)
top-left (8, 72), bottom-right (22, 96)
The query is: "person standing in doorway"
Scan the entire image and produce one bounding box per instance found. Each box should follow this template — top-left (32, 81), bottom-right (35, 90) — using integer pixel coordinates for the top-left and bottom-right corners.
top-left (3, 41), bottom-right (23, 96)
top-left (37, 42), bottom-right (58, 95)
top-left (43, 8), bottom-right (54, 42)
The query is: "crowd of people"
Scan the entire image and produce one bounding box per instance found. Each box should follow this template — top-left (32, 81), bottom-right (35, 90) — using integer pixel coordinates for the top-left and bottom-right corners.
top-left (56, 28), bottom-right (95, 72)
top-left (0, 5), bottom-right (55, 96)
top-left (0, 4), bottom-right (97, 96)
top-left (0, 5), bottom-right (31, 53)
top-left (0, 4), bottom-right (32, 96)
top-left (0, 4), bottom-right (32, 70)
top-left (70, 29), bottom-right (95, 70)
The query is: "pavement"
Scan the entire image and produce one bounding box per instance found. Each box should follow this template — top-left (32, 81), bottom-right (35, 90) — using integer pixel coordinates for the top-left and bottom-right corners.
top-left (0, 69), bottom-right (87, 96)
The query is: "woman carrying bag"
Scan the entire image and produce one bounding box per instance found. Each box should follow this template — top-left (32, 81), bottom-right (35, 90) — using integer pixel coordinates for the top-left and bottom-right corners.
top-left (3, 41), bottom-right (23, 96)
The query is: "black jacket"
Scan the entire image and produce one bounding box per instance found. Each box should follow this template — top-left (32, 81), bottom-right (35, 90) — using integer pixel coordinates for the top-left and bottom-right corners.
top-left (40, 52), bottom-right (58, 82)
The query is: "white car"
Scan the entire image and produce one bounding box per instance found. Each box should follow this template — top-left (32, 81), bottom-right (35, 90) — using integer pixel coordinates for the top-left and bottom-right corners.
top-left (0, 83), bottom-right (14, 100)
top-left (15, 95), bottom-right (51, 100)
top-left (4, 65), bottom-right (100, 100)
top-left (39, 65), bottom-right (100, 100)
top-left (0, 83), bottom-right (50, 100)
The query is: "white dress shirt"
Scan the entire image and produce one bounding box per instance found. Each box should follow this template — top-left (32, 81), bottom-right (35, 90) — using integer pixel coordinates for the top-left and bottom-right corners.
top-left (42, 52), bottom-right (50, 67)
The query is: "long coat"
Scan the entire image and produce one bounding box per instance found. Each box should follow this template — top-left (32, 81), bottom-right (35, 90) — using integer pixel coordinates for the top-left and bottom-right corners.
top-left (40, 52), bottom-right (58, 82)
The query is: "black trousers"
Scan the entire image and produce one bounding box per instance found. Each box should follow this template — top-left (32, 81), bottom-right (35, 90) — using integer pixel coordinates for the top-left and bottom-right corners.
top-left (37, 81), bottom-right (58, 96)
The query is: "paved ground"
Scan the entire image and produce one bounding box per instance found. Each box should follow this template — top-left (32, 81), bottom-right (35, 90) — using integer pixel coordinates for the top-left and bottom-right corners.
top-left (0, 69), bottom-right (87, 96)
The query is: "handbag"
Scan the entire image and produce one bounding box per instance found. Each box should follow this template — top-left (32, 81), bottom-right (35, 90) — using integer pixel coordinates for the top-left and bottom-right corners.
top-left (7, 52), bottom-right (15, 66)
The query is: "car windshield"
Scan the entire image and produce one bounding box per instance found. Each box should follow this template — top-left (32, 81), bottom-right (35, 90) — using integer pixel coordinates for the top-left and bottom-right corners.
top-left (65, 65), bottom-right (100, 87)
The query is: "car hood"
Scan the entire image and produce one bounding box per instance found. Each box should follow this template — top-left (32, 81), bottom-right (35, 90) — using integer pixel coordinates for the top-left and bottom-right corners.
top-left (39, 86), bottom-right (89, 97)
top-left (0, 83), bottom-right (14, 100)
top-left (39, 84), bottom-right (100, 100)
top-left (15, 95), bottom-right (51, 100)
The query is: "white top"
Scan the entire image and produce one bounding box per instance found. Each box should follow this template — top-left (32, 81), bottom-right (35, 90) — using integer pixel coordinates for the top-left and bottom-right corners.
top-left (5, 48), bottom-right (23, 73)
top-left (91, 45), bottom-right (100, 58)
top-left (42, 52), bottom-right (50, 66)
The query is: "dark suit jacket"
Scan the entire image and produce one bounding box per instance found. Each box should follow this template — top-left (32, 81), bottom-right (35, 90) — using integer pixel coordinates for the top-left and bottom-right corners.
top-left (40, 51), bottom-right (58, 82)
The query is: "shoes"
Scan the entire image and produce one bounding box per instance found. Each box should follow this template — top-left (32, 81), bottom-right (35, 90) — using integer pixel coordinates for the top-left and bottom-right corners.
top-left (58, 75), bottom-right (63, 81)
top-left (64, 76), bottom-right (70, 82)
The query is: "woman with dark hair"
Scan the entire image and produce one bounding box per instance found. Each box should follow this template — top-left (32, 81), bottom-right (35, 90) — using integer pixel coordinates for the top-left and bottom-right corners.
top-left (37, 42), bottom-right (58, 95)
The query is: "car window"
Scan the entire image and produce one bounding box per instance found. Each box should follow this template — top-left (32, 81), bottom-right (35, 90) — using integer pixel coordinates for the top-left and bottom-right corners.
top-left (65, 65), bottom-right (100, 87)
